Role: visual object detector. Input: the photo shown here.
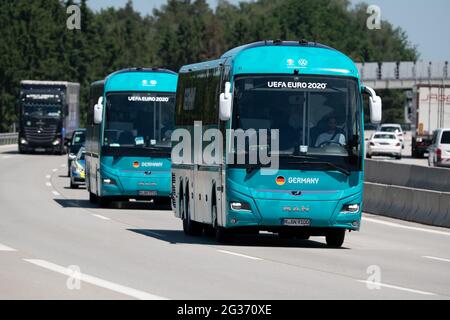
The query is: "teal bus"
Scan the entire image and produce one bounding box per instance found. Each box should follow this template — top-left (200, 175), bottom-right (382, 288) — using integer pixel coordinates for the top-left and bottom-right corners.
top-left (172, 41), bottom-right (381, 247)
top-left (85, 68), bottom-right (178, 207)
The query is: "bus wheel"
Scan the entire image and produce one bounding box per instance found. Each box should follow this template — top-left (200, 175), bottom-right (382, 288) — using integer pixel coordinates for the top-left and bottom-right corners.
top-left (215, 227), bottom-right (231, 243)
top-left (325, 229), bottom-right (346, 248)
top-left (182, 199), bottom-right (202, 236)
top-left (296, 232), bottom-right (310, 240)
top-left (89, 192), bottom-right (98, 204)
top-left (98, 197), bottom-right (111, 208)
top-left (278, 231), bottom-right (295, 239)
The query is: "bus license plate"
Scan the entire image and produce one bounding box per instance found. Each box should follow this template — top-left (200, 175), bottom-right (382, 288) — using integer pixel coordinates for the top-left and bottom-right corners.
top-left (139, 190), bottom-right (157, 196)
top-left (283, 218), bottom-right (311, 226)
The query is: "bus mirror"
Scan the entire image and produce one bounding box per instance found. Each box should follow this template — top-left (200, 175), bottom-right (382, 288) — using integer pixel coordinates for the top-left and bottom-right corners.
top-left (219, 82), bottom-right (232, 121)
top-left (94, 96), bottom-right (103, 124)
top-left (363, 86), bottom-right (382, 124)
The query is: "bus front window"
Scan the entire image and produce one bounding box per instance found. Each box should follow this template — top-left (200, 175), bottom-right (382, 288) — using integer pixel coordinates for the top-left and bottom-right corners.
top-left (232, 75), bottom-right (362, 171)
top-left (103, 92), bottom-right (175, 150)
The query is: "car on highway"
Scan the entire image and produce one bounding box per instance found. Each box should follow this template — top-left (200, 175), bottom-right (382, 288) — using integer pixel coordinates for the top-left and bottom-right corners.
top-left (66, 128), bottom-right (86, 176)
top-left (366, 132), bottom-right (402, 159)
top-left (70, 147), bottom-right (86, 189)
top-left (377, 123), bottom-right (405, 149)
top-left (428, 128), bottom-right (450, 167)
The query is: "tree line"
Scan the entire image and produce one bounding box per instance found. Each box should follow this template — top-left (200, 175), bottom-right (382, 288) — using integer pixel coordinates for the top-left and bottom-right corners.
top-left (0, 0), bottom-right (418, 131)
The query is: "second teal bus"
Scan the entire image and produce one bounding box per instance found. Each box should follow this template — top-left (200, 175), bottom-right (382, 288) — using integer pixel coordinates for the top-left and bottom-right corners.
top-left (85, 68), bottom-right (178, 207)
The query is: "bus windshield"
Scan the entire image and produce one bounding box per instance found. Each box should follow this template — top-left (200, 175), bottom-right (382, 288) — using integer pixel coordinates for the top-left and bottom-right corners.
top-left (103, 92), bottom-right (175, 150)
top-left (232, 75), bottom-right (362, 170)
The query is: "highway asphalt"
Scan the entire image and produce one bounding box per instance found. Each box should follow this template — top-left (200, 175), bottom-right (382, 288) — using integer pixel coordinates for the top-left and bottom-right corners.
top-left (0, 144), bottom-right (449, 300)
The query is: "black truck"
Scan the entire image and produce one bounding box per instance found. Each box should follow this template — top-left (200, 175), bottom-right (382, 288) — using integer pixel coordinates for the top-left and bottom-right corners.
top-left (18, 81), bottom-right (80, 154)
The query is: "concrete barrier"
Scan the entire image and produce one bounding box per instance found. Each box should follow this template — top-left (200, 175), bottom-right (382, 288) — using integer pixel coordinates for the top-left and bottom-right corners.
top-left (365, 159), bottom-right (450, 193)
top-left (363, 183), bottom-right (450, 228)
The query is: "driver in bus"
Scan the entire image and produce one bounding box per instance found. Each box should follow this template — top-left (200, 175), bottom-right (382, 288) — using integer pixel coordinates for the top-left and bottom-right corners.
top-left (314, 117), bottom-right (346, 147)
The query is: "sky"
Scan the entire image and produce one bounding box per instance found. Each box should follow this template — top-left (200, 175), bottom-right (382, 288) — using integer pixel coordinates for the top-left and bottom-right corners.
top-left (87, 0), bottom-right (450, 61)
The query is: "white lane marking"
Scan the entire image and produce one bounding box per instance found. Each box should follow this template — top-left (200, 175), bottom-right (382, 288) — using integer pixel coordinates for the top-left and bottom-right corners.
top-left (46, 175), bottom-right (51, 179)
top-left (217, 250), bottom-right (263, 261)
top-left (362, 216), bottom-right (450, 237)
top-left (52, 168), bottom-right (58, 172)
top-left (45, 182), bottom-right (52, 187)
top-left (24, 259), bottom-right (166, 300)
top-left (52, 191), bottom-right (60, 196)
top-left (0, 243), bottom-right (17, 252)
top-left (1, 155), bottom-right (12, 159)
top-left (92, 214), bottom-right (110, 221)
top-left (422, 256), bottom-right (450, 263)
top-left (357, 280), bottom-right (436, 296)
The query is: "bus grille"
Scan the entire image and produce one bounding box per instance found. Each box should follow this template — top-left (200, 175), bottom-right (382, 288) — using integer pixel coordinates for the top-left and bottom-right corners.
top-left (24, 126), bottom-right (57, 143)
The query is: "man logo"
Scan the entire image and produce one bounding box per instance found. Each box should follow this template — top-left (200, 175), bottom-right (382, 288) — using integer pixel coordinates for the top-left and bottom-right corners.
top-left (298, 59), bottom-right (308, 67)
top-left (276, 176), bottom-right (285, 186)
top-left (133, 161), bottom-right (140, 168)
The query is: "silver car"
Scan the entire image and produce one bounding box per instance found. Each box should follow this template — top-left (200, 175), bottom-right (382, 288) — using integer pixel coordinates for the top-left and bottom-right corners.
top-left (428, 128), bottom-right (450, 167)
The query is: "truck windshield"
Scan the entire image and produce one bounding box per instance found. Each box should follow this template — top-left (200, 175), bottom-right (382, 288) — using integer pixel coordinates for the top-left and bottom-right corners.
top-left (23, 103), bottom-right (62, 118)
top-left (103, 92), bottom-right (175, 150)
top-left (231, 75), bottom-right (362, 171)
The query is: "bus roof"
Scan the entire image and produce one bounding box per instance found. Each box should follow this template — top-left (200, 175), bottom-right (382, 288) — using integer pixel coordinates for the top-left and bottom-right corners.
top-left (103, 67), bottom-right (178, 93)
top-left (180, 40), bottom-right (359, 79)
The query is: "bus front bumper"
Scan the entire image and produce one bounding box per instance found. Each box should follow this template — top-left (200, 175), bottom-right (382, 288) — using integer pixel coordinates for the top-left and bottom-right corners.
top-left (100, 170), bottom-right (171, 198)
top-left (225, 189), bottom-right (362, 231)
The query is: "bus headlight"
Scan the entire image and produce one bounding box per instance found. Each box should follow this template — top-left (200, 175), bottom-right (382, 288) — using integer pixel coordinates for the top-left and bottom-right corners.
top-left (52, 138), bottom-right (61, 146)
top-left (20, 138), bottom-right (28, 145)
top-left (103, 178), bottom-right (117, 185)
top-left (230, 201), bottom-right (251, 212)
top-left (341, 204), bottom-right (360, 214)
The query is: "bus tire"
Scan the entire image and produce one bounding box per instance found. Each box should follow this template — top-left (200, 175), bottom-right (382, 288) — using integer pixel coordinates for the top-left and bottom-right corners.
top-left (326, 229), bottom-right (345, 248)
top-left (182, 196), bottom-right (202, 236)
top-left (89, 192), bottom-right (98, 204)
top-left (98, 197), bottom-right (111, 208)
top-left (215, 227), bottom-right (231, 243)
top-left (278, 231), bottom-right (295, 239)
top-left (296, 232), bottom-right (310, 240)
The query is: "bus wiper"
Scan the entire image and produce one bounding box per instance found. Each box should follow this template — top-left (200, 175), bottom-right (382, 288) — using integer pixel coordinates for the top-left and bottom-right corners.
top-left (291, 161), bottom-right (351, 176)
top-left (282, 154), bottom-right (318, 160)
top-left (142, 146), bottom-right (170, 152)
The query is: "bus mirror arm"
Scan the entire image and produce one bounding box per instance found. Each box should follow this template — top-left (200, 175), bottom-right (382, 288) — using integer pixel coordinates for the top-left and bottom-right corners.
top-left (219, 82), bottom-right (232, 121)
top-left (363, 86), bottom-right (382, 124)
top-left (94, 96), bottom-right (104, 124)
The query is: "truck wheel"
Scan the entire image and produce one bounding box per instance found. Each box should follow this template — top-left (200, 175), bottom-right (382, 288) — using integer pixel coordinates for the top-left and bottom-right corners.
top-left (182, 197), bottom-right (202, 236)
top-left (89, 192), bottom-right (98, 204)
top-left (326, 229), bottom-right (345, 248)
top-left (395, 154), bottom-right (402, 160)
top-left (366, 153), bottom-right (372, 159)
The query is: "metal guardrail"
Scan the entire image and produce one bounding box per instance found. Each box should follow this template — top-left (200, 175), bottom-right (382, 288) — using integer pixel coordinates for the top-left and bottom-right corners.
top-left (0, 133), bottom-right (18, 146)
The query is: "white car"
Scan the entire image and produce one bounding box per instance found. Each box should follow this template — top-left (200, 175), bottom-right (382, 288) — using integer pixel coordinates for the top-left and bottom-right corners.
top-left (428, 128), bottom-right (450, 167)
top-left (366, 132), bottom-right (402, 159)
top-left (378, 123), bottom-right (405, 149)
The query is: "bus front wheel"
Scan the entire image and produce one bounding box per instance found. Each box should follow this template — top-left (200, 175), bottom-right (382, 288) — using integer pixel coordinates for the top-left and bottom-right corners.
top-left (215, 227), bottom-right (231, 243)
top-left (89, 192), bottom-right (98, 204)
top-left (98, 197), bottom-right (111, 208)
top-left (325, 229), bottom-right (346, 248)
